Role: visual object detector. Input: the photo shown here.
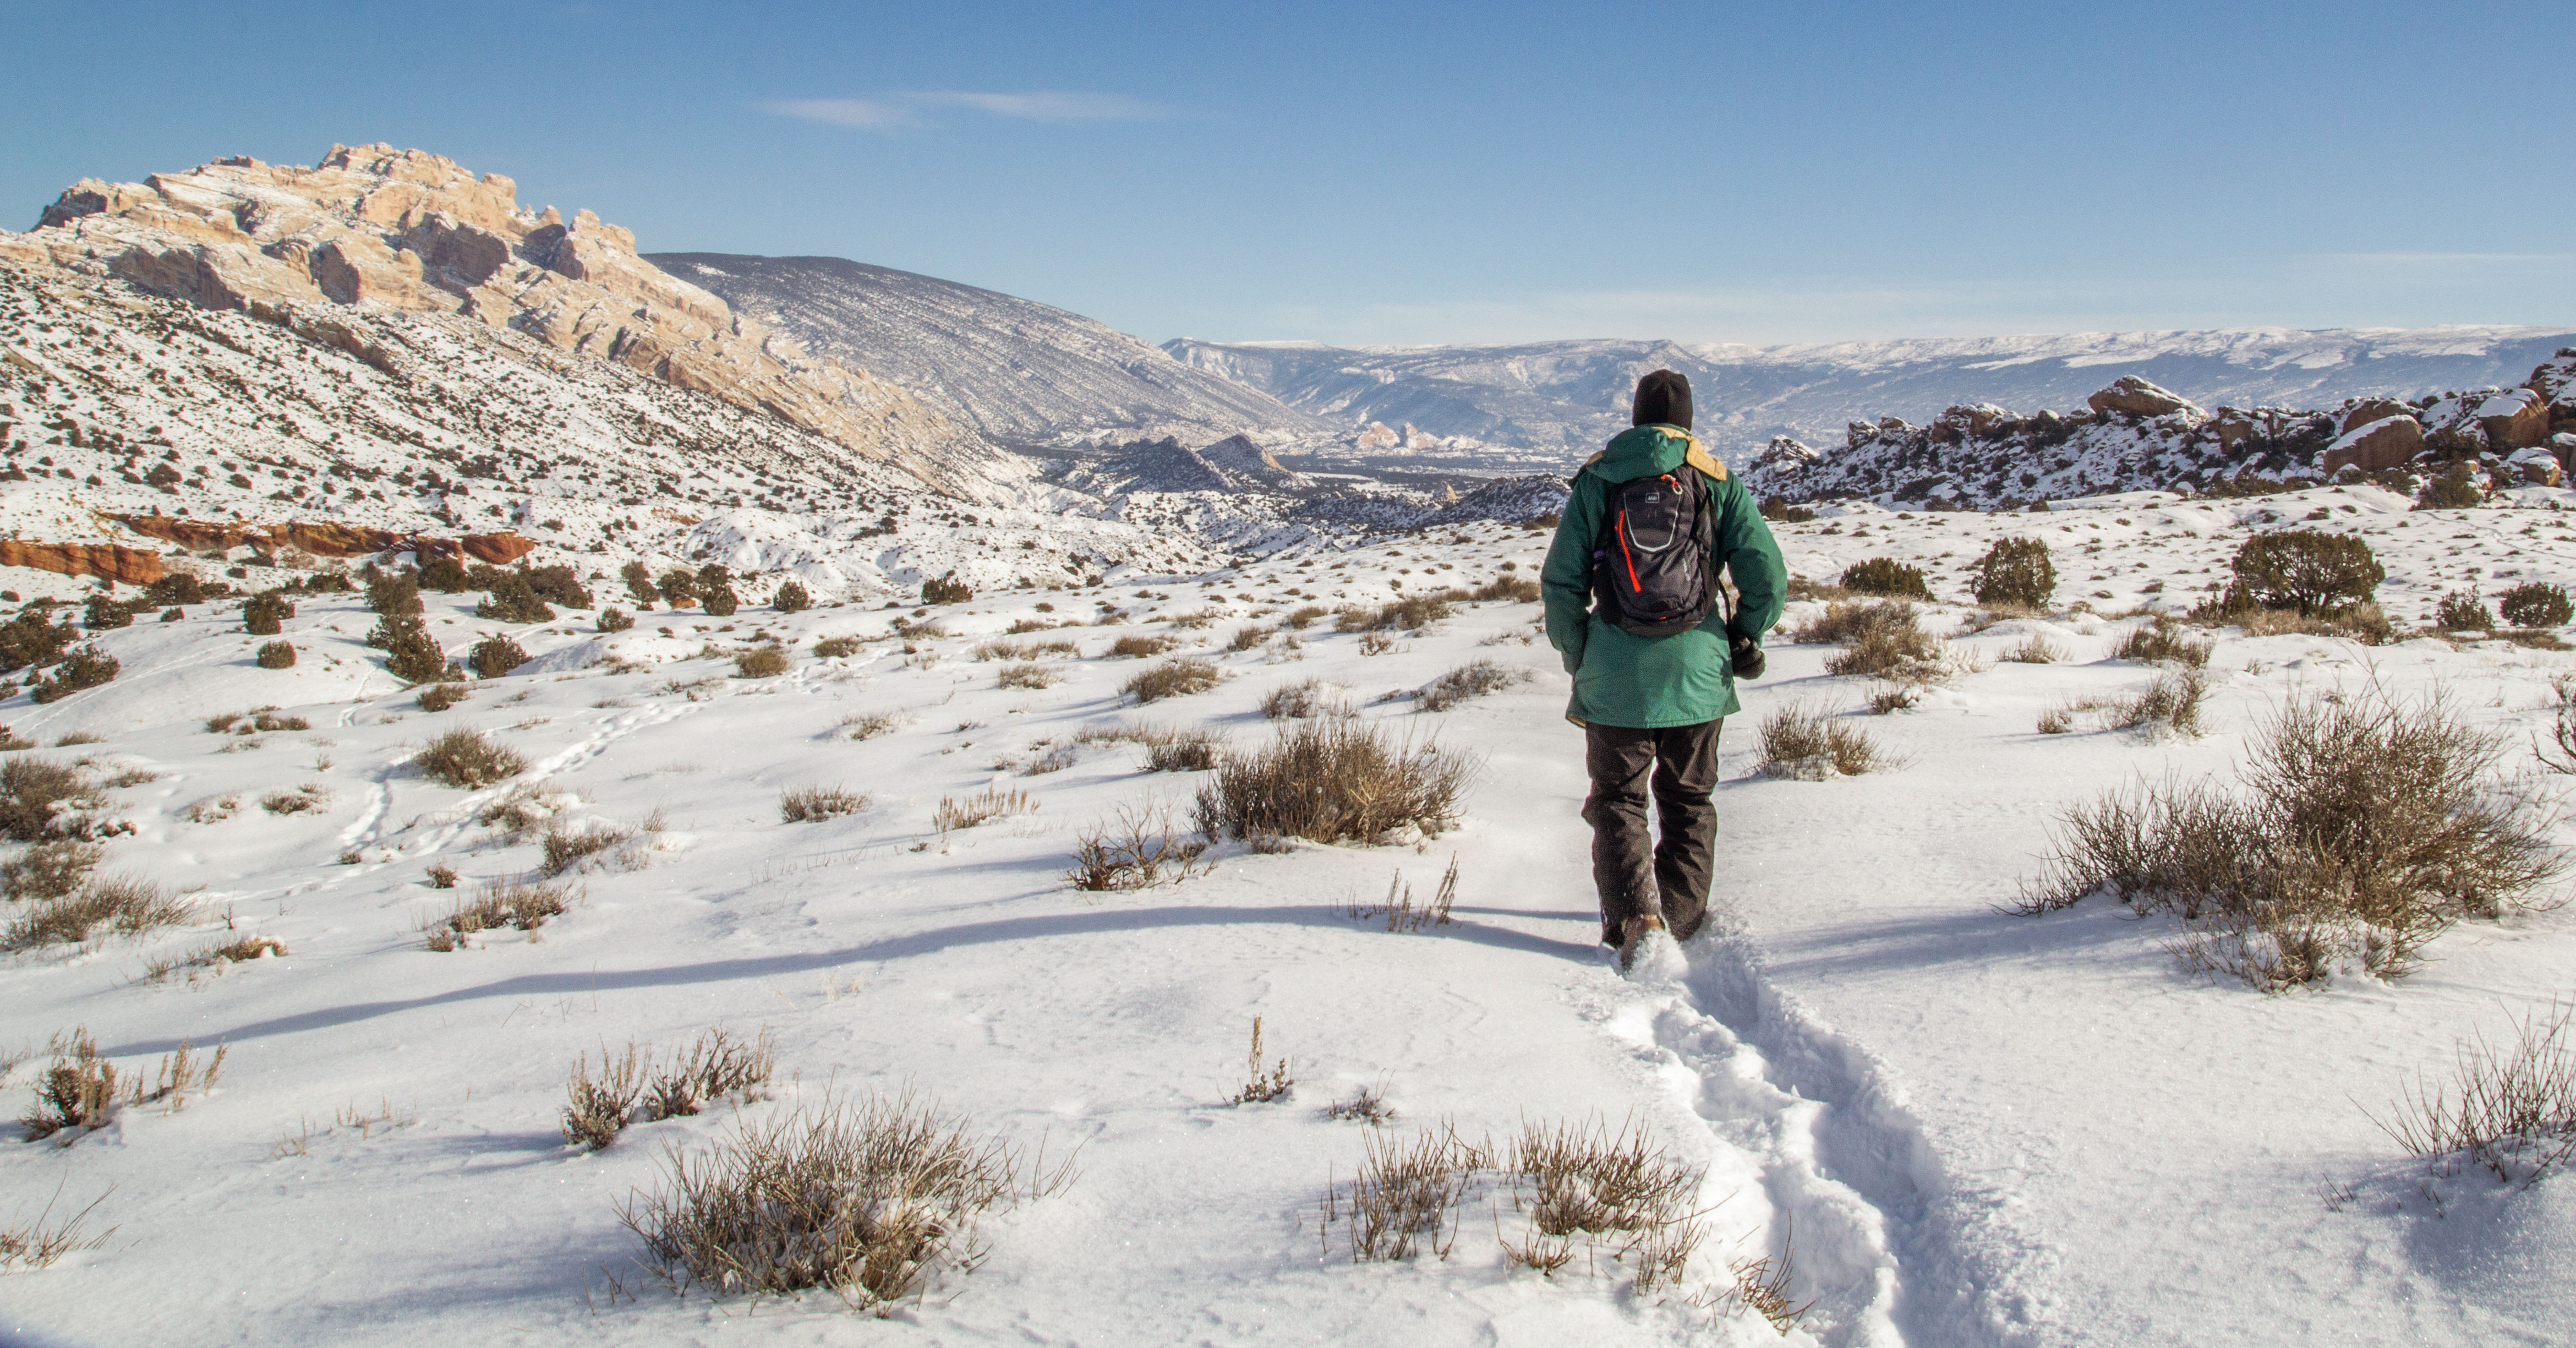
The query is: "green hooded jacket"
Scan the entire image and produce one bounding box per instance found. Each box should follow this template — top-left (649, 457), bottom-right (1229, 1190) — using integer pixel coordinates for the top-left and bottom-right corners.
top-left (1540, 424), bottom-right (1787, 728)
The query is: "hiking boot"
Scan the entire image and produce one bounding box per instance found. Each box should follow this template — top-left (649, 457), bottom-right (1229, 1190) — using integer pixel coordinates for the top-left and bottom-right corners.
top-left (1616, 914), bottom-right (1666, 972)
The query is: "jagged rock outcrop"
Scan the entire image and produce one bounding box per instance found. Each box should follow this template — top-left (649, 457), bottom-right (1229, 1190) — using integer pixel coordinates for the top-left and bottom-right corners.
top-left (5, 145), bottom-right (1013, 496)
top-left (2322, 416), bottom-right (2421, 475)
top-left (2086, 375), bottom-right (2196, 419)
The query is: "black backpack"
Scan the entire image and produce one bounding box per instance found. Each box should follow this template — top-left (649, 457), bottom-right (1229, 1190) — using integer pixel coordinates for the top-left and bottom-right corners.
top-left (1590, 466), bottom-right (1718, 637)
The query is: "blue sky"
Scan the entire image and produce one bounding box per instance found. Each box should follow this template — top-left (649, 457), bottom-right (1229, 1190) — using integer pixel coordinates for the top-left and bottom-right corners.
top-left (4, 1), bottom-right (2567, 346)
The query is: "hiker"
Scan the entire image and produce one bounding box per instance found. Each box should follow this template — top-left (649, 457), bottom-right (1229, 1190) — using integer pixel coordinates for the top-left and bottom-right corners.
top-left (1540, 369), bottom-right (1785, 967)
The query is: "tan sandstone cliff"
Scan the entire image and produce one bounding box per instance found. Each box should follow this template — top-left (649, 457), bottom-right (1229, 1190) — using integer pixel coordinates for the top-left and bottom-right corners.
top-left (1, 144), bottom-right (1015, 498)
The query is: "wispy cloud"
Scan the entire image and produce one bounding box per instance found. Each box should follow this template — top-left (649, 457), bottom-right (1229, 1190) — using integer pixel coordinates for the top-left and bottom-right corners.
top-left (766, 91), bottom-right (1161, 131)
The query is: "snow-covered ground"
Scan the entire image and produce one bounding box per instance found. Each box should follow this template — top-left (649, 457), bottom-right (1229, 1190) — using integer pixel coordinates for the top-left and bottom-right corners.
top-left (2, 499), bottom-right (2573, 1346)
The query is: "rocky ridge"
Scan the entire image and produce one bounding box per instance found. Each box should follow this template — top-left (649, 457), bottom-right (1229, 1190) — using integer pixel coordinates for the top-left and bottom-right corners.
top-left (1745, 356), bottom-right (2576, 509)
top-left (7, 145), bottom-right (1013, 496)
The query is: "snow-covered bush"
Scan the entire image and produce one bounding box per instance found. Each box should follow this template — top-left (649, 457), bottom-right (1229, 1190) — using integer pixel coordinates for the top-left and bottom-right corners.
top-left (254, 640), bottom-right (296, 669)
top-left (1, 841), bottom-right (100, 902)
top-left (1261, 677), bottom-right (1348, 721)
top-left (0, 758), bottom-right (98, 842)
top-left (996, 661), bottom-right (1058, 690)
top-left (422, 879), bottom-right (569, 950)
top-left (414, 728), bottom-right (527, 788)
top-left (2021, 691), bottom-right (2561, 989)
top-left (733, 646), bottom-right (788, 679)
top-left (1194, 720), bottom-right (1475, 845)
top-left (813, 635), bottom-right (860, 658)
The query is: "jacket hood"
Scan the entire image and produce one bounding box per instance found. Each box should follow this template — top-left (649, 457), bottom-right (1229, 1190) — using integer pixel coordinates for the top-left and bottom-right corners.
top-left (1591, 424), bottom-right (1696, 483)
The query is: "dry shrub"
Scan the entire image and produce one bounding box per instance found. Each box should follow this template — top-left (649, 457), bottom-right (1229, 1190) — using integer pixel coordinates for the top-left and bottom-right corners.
top-left (1107, 633), bottom-right (1180, 658)
top-left (1067, 801), bottom-right (1213, 891)
top-left (2373, 1002), bottom-right (2576, 1186)
top-left (1714, 1221), bottom-right (1816, 1333)
top-left (19, 1029), bottom-right (116, 1139)
top-left (971, 639), bottom-right (1031, 662)
top-left (1342, 591), bottom-right (1465, 633)
top-left (1194, 720), bottom-right (1478, 844)
top-left (423, 879), bottom-right (572, 950)
top-left (541, 820), bottom-right (639, 876)
top-left (2, 840), bottom-right (101, 902)
top-left (2036, 705), bottom-right (2075, 735)
top-left (841, 711), bottom-right (902, 741)
top-left (933, 786), bottom-right (1035, 833)
top-left (813, 636), bottom-right (862, 658)
top-left (1122, 657), bottom-right (1220, 704)
top-left (0, 1184), bottom-right (111, 1268)
top-left (1346, 855), bottom-right (1459, 932)
top-left (475, 783), bottom-right (565, 842)
top-left (1413, 659), bottom-right (1533, 712)
top-left (734, 646), bottom-right (790, 679)
top-left (3, 875), bottom-right (188, 951)
top-left (1326, 1083), bottom-right (1395, 1126)
top-left (1866, 684), bottom-right (1921, 715)
top-left (1754, 702), bottom-right (1893, 779)
top-left (1164, 608), bottom-right (1221, 629)
top-left (2108, 668), bottom-right (2209, 738)
top-left (1323, 1121), bottom-right (1485, 1262)
top-left (2001, 633), bottom-right (2064, 664)
top-left (781, 784), bottom-right (869, 822)
top-left (1819, 603), bottom-right (1948, 681)
top-left (141, 934), bottom-right (287, 983)
top-left (415, 728), bottom-right (527, 788)
top-left (425, 863), bottom-right (458, 889)
top-left (1229, 1016), bottom-right (1295, 1105)
top-left (2116, 617), bottom-right (2212, 667)
top-left (52, 732), bottom-right (103, 747)
top-left (260, 782), bottom-right (332, 815)
top-left (619, 1089), bottom-right (1074, 1312)
top-left (1470, 574), bottom-right (1541, 603)
top-left (1143, 730), bottom-right (1223, 772)
top-left (0, 757), bottom-right (100, 842)
top-left (1262, 678), bottom-right (1349, 721)
top-left (1358, 630), bottom-right (1396, 657)
top-left (2020, 691), bottom-right (2564, 989)
top-left (417, 683), bottom-right (471, 713)
top-left (1229, 625), bottom-right (1272, 652)
top-left (996, 662), bottom-right (1059, 690)
top-left (564, 1029), bottom-right (780, 1151)
top-left (1506, 1116), bottom-right (1707, 1293)
top-left (1282, 605), bottom-right (1331, 629)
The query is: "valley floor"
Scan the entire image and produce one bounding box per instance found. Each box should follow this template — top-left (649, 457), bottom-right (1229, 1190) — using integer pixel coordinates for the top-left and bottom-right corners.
top-left (2, 495), bottom-right (2572, 1347)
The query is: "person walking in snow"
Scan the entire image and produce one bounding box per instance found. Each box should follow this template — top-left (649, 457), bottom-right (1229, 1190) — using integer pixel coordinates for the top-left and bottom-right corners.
top-left (1541, 369), bottom-right (1785, 968)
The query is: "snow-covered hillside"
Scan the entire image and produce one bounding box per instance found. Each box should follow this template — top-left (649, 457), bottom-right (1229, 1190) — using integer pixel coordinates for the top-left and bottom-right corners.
top-left (3, 485), bottom-right (2575, 1345)
top-left (1167, 328), bottom-right (2576, 462)
top-left (655, 254), bottom-right (1330, 450)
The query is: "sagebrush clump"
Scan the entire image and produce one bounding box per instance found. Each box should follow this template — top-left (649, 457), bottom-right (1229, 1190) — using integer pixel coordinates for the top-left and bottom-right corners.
top-left (1971, 537), bottom-right (2055, 609)
top-left (414, 728), bottom-right (527, 788)
top-left (1195, 721), bottom-right (1476, 845)
top-left (1840, 558), bottom-right (1934, 600)
top-left (2021, 691), bottom-right (2562, 989)
top-left (1122, 658), bottom-right (1220, 704)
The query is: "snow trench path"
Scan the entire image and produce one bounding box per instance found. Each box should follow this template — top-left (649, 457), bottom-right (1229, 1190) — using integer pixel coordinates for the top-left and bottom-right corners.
top-left (1619, 926), bottom-right (2034, 1348)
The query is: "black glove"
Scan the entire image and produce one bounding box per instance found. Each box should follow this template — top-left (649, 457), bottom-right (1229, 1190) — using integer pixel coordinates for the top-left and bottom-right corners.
top-left (1730, 633), bottom-right (1765, 681)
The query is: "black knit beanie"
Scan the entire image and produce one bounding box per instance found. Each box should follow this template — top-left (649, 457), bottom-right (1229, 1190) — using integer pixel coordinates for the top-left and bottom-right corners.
top-left (1631, 369), bottom-right (1692, 430)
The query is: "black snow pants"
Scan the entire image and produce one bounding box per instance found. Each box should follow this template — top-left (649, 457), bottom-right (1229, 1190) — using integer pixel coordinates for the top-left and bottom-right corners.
top-left (1580, 719), bottom-right (1722, 946)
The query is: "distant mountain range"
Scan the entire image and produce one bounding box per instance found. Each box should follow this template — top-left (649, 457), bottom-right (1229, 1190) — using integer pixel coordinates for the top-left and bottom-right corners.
top-left (650, 253), bottom-right (1327, 451)
top-left (1164, 328), bottom-right (2576, 463)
